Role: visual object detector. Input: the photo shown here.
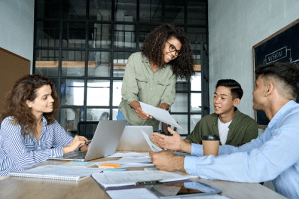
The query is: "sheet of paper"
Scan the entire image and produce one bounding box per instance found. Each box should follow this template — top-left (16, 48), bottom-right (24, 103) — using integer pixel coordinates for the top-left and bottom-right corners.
top-left (92, 170), bottom-right (189, 188)
top-left (141, 130), bottom-right (162, 152)
top-left (140, 102), bottom-right (183, 130)
top-left (62, 161), bottom-right (96, 167)
top-left (12, 165), bottom-right (104, 177)
top-left (107, 188), bottom-right (158, 199)
top-left (95, 159), bottom-right (154, 168)
top-left (108, 152), bottom-right (149, 158)
top-left (118, 157), bottom-right (152, 163)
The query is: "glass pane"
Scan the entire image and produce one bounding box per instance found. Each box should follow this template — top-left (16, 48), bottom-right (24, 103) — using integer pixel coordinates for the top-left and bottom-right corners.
top-left (89, 23), bottom-right (111, 48)
top-left (139, 0), bottom-right (162, 23)
top-left (90, 0), bottom-right (111, 21)
top-left (63, 22), bottom-right (86, 48)
top-left (170, 114), bottom-right (188, 135)
top-left (191, 93), bottom-right (201, 112)
top-left (138, 25), bottom-right (157, 48)
top-left (113, 52), bottom-right (132, 77)
top-left (165, 0), bottom-right (184, 24)
top-left (193, 54), bottom-right (201, 71)
top-left (60, 79), bottom-right (84, 106)
top-left (115, 0), bottom-right (136, 22)
top-left (36, 0), bottom-right (61, 19)
top-left (190, 114), bottom-right (201, 132)
top-left (62, 50), bottom-right (85, 76)
top-left (187, 0), bottom-right (207, 25)
top-left (188, 27), bottom-right (207, 50)
top-left (63, 1), bottom-right (86, 20)
top-left (35, 50), bottom-right (59, 76)
top-left (36, 21), bottom-right (60, 47)
top-left (113, 80), bottom-right (123, 106)
top-left (114, 24), bottom-right (136, 49)
top-left (88, 51), bottom-right (111, 77)
top-left (59, 108), bottom-right (84, 136)
top-left (87, 80), bottom-right (110, 106)
top-left (87, 109), bottom-right (110, 121)
top-left (176, 77), bottom-right (188, 92)
top-left (171, 93), bottom-right (188, 112)
top-left (50, 78), bottom-right (59, 97)
top-left (191, 72), bottom-right (201, 91)
top-left (112, 109), bottom-right (119, 120)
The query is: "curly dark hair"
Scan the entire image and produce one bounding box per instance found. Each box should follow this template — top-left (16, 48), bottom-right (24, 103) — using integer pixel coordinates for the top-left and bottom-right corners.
top-left (141, 24), bottom-right (194, 79)
top-left (0, 74), bottom-right (60, 135)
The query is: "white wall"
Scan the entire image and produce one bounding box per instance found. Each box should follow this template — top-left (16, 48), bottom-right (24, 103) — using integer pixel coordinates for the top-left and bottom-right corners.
top-left (0, 0), bottom-right (35, 73)
top-left (208, 0), bottom-right (299, 117)
top-left (208, 0), bottom-right (299, 192)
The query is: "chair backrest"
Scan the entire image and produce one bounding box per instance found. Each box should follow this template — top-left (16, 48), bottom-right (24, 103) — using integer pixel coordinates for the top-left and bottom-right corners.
top-left (77, 112), bottom-right (110, 139)
top-left (77, 121), bottom-right (99, 140)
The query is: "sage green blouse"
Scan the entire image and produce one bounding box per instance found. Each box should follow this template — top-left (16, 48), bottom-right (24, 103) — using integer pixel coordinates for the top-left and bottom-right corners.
top-left (118, 52), bottom-right (177, 130)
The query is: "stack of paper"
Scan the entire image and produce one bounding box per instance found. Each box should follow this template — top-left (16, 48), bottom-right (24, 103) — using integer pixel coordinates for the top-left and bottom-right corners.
top-left (96, 156), bottom-right (154, 168)
top-left (92, 170), bottom-right (189, 189)
top-left (9, 165), bottom-right (104, 181)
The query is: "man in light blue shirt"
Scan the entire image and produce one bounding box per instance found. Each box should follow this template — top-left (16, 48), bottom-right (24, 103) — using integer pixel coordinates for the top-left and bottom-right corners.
top-left (150, 62), bottom-right (299, 199)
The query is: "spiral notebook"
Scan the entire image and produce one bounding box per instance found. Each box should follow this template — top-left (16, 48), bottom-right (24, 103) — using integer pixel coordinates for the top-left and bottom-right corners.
top-left (9, 165), bottom-right (104, 181)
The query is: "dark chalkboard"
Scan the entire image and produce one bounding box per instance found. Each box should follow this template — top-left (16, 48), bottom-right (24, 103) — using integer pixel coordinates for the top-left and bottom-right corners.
top-left (253, 19), bottom-right (299, 127)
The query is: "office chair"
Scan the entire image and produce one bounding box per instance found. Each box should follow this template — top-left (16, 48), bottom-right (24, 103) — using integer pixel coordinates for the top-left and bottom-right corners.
top-left (77, 121), bottom-right (98, 140)
top-left (77, 112), bottom-right (109, 139)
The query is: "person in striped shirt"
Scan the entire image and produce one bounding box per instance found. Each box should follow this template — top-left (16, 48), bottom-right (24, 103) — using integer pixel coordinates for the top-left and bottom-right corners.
top-left (0, 74), bottom-right (89, 176)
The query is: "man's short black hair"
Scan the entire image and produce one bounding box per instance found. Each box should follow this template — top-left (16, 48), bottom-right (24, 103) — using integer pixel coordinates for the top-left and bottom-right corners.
top-left (216, 79), bottom-right (243, 100)
top-left (255, 62), bottom-right (299, 99)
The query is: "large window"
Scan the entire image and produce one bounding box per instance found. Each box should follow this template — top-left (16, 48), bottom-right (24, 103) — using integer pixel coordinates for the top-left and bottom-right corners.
top-left (34, 0), bottom-right (208, 136)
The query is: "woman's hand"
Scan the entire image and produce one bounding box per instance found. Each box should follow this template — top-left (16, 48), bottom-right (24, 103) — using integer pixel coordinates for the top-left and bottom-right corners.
top-left (79, 141), bottom-right (91, 152)
top-left (130, 101), bottom-right (153, 120)
top-left (157, 103), bottom-right (169, 110)
top-left (63, 135), bottom-right (88, 154)
top-left (135, 107), bottom-right (153, 119)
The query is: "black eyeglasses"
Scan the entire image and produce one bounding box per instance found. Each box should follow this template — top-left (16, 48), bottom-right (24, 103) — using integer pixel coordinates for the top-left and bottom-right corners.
top-left (166, 41), bottom-right (181, 56)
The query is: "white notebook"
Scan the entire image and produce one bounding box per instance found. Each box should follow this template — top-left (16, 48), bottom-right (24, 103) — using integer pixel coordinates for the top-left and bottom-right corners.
top-left (9, 165), bottom-right (104, 181)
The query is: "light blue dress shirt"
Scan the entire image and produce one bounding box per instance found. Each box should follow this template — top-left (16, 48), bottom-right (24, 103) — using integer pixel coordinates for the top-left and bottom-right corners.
top-left (184, 100), bottom-right (299, 199)
top-left (0, 116), bottom-right (73, 176)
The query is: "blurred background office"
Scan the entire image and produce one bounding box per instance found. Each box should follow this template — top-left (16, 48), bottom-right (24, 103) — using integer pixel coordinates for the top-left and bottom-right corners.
top-left (1, 0), bottom-right (299, 139)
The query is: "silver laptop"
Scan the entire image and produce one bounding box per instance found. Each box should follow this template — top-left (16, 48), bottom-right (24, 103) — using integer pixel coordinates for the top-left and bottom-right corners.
top-left (116, 126), bottom-right (153, 152)
top-left (51, 120), bottom-right (126, 161)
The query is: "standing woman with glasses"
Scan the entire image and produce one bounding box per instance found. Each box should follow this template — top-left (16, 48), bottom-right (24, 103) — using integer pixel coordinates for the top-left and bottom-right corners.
top-left (118, 24), bottom-right (194, 131)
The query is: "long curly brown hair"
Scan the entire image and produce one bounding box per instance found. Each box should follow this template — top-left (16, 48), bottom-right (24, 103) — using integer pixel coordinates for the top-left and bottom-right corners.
top-left (0, 74), bottom-right (60, 135)
top-left (141, 24), bottom-right (194, 79)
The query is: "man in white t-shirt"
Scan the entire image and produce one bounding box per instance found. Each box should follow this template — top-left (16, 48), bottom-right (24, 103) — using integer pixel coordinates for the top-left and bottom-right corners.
top-left (181, 79), bottom-right (258, 147)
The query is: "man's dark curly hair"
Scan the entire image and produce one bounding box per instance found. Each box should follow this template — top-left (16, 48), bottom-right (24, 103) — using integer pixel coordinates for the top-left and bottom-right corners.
top-left (141, 24), bottom-right (194, 79)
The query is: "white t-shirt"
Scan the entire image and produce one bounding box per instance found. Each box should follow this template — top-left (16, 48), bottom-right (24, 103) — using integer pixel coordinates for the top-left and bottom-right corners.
top-left (218, 118), bottom-right (232, 145)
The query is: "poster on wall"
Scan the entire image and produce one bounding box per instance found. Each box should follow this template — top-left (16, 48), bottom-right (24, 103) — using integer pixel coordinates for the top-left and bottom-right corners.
top-left (252, 18), bottom-right (299, 128)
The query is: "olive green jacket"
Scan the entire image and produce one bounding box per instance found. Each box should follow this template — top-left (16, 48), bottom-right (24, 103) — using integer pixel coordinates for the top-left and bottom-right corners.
top-left (186, 109), bottom-right (258, 146)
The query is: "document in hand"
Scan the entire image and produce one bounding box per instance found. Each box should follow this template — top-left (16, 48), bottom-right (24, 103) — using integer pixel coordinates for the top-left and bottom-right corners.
top-left (92, 170), bottom-right (189, 189)
top-left (140, 102), bottom-right (183, 130)
top-left (141, 130), bottom-right (162, 152)
top-left (9, 165), bottom-right (104, 181)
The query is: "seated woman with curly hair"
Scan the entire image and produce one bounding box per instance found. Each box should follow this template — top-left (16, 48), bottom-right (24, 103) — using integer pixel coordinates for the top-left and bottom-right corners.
top-left (0, 74), bottom-right (89, 176)
top-left (118, 24), bottom-right (194, 131)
